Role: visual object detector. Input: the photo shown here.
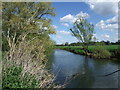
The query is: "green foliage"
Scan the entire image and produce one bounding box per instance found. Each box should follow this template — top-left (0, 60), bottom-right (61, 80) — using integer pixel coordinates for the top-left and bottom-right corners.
top-left (2, 2), bottom-right (56, 52)
top-left (2, 2), bottom-right (58, 88)
top-left (2, 66), bottom-right (39, 88)
top-left (93, 46), bottom-right (111, 59)
top-left (70, 17), bottom-right (94, 54)
top-left (56, 45), bottom-right (120, 58)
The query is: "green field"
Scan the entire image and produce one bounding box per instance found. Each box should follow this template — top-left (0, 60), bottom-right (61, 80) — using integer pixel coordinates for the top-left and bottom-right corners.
top-left (56, 45), bottom-right (120, 58)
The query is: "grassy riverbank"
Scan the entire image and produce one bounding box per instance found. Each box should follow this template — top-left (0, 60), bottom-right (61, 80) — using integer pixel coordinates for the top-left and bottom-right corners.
top-left (56, 45), bottom-right (120, 59)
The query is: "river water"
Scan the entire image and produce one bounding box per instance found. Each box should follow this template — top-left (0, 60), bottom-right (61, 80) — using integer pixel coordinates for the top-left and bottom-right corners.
top-left (47, 49), bottom-right (119, 88)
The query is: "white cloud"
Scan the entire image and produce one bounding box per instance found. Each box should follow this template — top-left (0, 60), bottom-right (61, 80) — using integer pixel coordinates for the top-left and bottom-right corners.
top-left (76, 11), bottom-right (89, 18)
top-left (60, 11), bottom-right (89, 27)
top-left (116, 32), bottom-right (118, 35)
top-left (52, 25), bottom-right (58, 29)
top-left (56, 35), bottom-right (62, 39)
top-left (86, 1), bottom-right (118, 32)
top-left (60, 14), bottom-right (76, 24)
top-left (96, 16), bottom-right (118, 31)
top-left (105, 16), bottom-right (118, 23)
top-left (57, 30), bottom-right (71, 35)
top-left (98, 34), bottom-right (110, 41)
top-left (95, 34), bottom-right (118, 42)
top-left (101, 34), bottom-right (110, 38)
top-left (62, 23), bottom-right (69, 27)
top-left (86, 1), bottom-right (118, 16)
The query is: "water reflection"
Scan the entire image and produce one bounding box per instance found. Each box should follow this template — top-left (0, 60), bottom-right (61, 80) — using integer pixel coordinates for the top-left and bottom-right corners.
top-left (67, 57), bottom-right (95, 88)
top-left (48, 49), bottom-right (119, 88)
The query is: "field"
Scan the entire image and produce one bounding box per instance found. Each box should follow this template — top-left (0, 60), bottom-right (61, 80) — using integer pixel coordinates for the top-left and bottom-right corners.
top-left (56, 45), bottom-right (120, 58)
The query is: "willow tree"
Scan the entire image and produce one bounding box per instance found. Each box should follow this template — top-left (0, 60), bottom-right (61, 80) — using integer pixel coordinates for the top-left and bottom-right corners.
top-left (2, 2), bottom-right (56, 51)
top-left (2, 2), bottom-right (58, 88)
top-left (70, 17), bottom-right (94, 55)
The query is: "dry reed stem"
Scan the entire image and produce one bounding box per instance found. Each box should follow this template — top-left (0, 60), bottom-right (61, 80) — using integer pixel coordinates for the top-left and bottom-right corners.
top-left (3, 32), bottom-right (62, 88)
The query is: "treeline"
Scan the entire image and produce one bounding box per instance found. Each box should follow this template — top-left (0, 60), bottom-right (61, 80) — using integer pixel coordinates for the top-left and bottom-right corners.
top-left (56, 40), bottom-right (120, 46)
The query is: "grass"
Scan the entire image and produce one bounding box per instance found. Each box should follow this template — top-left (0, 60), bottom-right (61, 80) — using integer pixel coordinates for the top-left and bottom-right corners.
top-left (56, 45), bottom-right (119, 51)
top-left (56, 45), bottom-right (120, 58)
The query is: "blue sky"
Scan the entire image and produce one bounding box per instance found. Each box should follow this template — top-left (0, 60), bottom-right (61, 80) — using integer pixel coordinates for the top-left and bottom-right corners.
top-left (49, 2), bottom-right (118, 44)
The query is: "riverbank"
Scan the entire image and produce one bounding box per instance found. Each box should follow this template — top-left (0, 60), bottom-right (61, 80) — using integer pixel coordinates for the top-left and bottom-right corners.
top-left (56, 45), bottom-right (120, 60)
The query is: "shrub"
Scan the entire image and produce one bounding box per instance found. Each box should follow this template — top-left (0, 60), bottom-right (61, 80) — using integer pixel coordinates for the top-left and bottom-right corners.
top-left (2, 34), bottom-right (62, 88)
top-left (2, 65), bottom-right (39, 88)
top-left (93, 46), bottom-right (111, 59)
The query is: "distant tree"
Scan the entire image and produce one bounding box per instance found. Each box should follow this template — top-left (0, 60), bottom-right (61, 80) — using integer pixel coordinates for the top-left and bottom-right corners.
top-left (101, 40), bottom-right (111, 45)
top-left (105, 41), bottom-right (110, 45)
top-left (65, 42), bottom-right (69, 46)
top-left (116, 40), bottom-right (120, 45)
top-left (118, 40), bottom-right (120, 42)
top-left (70, 17), bottom-right (94, 54)
top-left (96, 42), bottom-right (105, 46)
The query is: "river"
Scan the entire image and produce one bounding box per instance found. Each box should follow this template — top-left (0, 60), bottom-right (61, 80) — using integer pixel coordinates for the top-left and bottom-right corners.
top-left (47, 49), bottom-right (120, 88)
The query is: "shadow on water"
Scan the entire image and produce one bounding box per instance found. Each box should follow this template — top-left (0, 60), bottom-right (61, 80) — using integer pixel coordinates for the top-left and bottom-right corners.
top-left (47, 49), bottom-right (119, 88)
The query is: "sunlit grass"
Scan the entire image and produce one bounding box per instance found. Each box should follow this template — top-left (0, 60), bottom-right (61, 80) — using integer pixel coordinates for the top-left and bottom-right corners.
top-left (56, 45), bottom-right (120, 56)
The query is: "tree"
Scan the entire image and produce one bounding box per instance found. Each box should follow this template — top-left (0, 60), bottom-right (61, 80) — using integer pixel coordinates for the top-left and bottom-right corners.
top-left (2, 2), bottom-right (56, 51)
top-left (65, 42), bottom-right (69, 46)
top-left (2, 2), bottom-right (59, 88)
top-left (70, 17), bottom-right (94, 55)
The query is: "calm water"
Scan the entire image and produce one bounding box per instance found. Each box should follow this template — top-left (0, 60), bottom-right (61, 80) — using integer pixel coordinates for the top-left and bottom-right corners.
top-left (47, 49), bottom-right (120, 88)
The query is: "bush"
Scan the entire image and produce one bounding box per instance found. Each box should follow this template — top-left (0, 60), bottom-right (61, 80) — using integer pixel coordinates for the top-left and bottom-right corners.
top-left (93, 46), bottom-right (111, 59)
top-left (2, 34), bottom-right (62, 88)
top-left (2, 65), bottom-right (39, 88)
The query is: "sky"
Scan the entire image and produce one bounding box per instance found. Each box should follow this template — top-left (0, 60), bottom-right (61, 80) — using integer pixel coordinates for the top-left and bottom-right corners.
top-left (49, 1), bottom-right (118, 44)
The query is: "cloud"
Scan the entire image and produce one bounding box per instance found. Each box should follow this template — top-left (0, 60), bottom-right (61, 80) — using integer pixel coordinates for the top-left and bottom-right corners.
top-left (101, 34), bottom-right (110, 38)
top-left (76, 11), bottom-right (89, 18)
top-left (86, 1), bottom-right (118, 16)
top-left (85, 1), bottom-right (118, 32)
top-left (62, 23), bottom-right (69, 27)
top-left (57, 30), bottom-right (71, 35)
top-left (100, 34), bottom-right (115, 41)
top-left (97, 34), bottom-right (110, 41)
top-left (52, 25), bottom-right (58, 29)
top-left (56, 35), bottom-right (62, 39)
top-left (60, 14), bottom-right (76, 24)
top-left (105, 16), bottom-right (118, 24)
top-left (96, 16), bottom-right (118, 31)
top-left (95, 33), bottom-right (118, 42)
top-left (60, 11), bottom-right (89, 27)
